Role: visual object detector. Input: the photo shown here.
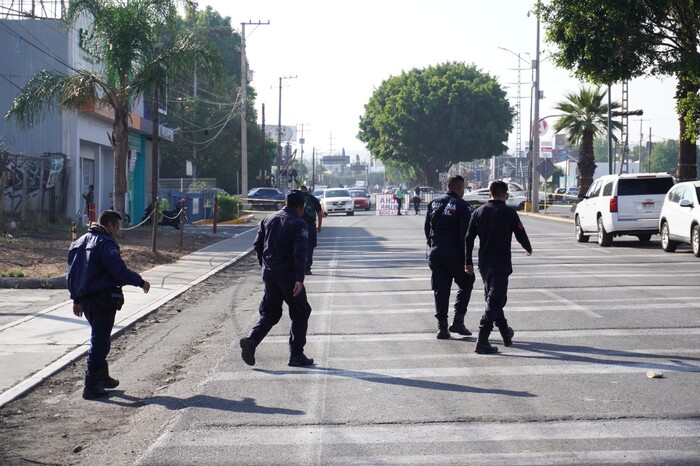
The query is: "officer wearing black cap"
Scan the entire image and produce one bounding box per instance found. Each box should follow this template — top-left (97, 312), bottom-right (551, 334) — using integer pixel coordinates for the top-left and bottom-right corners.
top-left (240, 190), bottom-right (315, 367)
top-left (424, 174), bottom-right (474, 339)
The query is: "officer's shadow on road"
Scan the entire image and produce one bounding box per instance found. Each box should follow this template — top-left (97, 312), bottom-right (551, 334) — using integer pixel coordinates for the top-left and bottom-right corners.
top-left (255, 367), bottom-right (536, 398)
top-left (95, 392), bottom-right (305, 415)
top-left (507, 340), bottom-right (700, 374)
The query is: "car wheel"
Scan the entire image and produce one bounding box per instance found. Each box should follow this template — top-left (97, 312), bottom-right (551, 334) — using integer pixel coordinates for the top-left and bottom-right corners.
top-left (347, 211), bottom-right (354, 216)
top-left (575, 216), bottom-right (589, 243)
top-left (692, 224), bottom-right (700, 258)
top-left (637, 233), bottom-right (652, 243)
top-left (660, 222), bottom-right (677, 252)
top-left (597, 216), bottom-right (613, 247)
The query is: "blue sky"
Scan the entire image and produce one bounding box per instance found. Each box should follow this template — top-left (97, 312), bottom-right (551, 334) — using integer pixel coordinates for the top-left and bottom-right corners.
top-left (198, 0), bottom-right (680, 161)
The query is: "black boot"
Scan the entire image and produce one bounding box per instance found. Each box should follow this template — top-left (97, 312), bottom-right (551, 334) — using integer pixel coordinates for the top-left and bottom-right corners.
top-left (100, 362), bottom-right (119, 389)
top-left (82, 372), bottom-right (109, 400)
top-left (288, 354), bottom-right (314, 367)
top-left (474, 327), bottom-right (498, 354)
top-left (499, 326), bottom-right (514, 347)
top-left (448, 314), bottom-right (472, 336)
top-left (240, 337), bottom-right (257, 366)
top-left (436, 319), bottom-right (451, 339)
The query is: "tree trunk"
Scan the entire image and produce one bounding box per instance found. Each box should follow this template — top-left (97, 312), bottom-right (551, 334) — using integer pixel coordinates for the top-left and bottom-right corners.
top-left (112, 108), bottom-right (129, 226)
top-left (577, 130), bottom-right (596, 194)
top-left (676, 79), bottom-right (699, 182)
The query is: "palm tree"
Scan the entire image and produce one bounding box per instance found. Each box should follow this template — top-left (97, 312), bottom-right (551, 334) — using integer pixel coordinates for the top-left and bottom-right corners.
top-left (553, 86), bottom-right (621, 194)
top-left (5, 0), bottom-right (217, 224)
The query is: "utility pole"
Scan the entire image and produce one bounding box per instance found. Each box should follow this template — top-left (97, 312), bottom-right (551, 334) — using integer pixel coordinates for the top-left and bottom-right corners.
top-left (192, 62), bottom-right (197, 180)
top-left (607, 84), bottom-right (613, 175)
top-left (638, 118), bottom-right (644, 172)
top-left (276, 75), bottom-right (297, 188)
top-left (240, 20), bottom-right (270, 196)
top-left (261, 103), bottom-right (266, 186)
top-left (531, 11), bottom-right (541, 213)
top-left (648, 127), bottom-right (652, 172)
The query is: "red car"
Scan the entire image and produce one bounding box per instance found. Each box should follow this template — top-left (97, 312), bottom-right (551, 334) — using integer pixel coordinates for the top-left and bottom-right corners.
top-left (348, 189), bottom-right (371, 211)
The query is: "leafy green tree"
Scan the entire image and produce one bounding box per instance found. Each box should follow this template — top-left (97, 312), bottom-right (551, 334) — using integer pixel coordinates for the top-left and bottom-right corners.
top-left (5, 0), bottom-right (217, 222)
top-left (649, 139), bottom-right (679, 173)
top-left (358, 62), bottom-right (513, 188)
top-left (553, 86), bottom-right (621, 193)
top-left (541, 0), bottom-right (700, 181)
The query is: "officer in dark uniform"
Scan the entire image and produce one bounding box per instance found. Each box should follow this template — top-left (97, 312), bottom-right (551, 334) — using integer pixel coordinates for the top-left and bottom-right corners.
top-left (299, 185), bottom-right (323, 275)
top-left (68, 210), bottom-right (151, 399)
top-left (465, 180), bottom-right (532, 354)
top-left (240, 190), bottom-right (315, 367)
top-left (424, 174), bottom-right (474, 339)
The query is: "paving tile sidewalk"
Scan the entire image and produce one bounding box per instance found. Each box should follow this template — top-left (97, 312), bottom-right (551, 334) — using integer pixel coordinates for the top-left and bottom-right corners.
top-left (0, 226), bottom-right (257, 408)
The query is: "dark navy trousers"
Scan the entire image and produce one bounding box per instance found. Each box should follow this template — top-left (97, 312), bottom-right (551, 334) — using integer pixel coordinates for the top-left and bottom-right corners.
top-left (478, 268), bottom-right (510, 332)
top-left (250, 279), bottom-right (312, 356)
top-left (82, 297), bottom-right (117, 375)
top-left (428, 247), bottom-right (474, 321)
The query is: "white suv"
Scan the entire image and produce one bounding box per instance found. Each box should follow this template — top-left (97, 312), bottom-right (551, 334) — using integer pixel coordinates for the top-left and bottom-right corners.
top-left (659, 180), bottom-right (700, 257)
top-left (574, 173), bottom-right (675, 246)
top-left (322, 188), bottom-right (355, 216)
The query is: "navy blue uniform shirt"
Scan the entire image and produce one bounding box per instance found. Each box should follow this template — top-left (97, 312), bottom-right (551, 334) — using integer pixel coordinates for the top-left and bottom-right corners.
top-left (465, 199), bottom-right (532, 274)
top-left (424, 191), bottom-right (472, 255)
top-left (254, 206), bottom-right (309, 283)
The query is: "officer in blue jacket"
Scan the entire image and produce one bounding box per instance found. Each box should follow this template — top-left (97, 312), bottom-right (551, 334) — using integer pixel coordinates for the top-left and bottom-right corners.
top-left (68, 210), bottom-right (150, 399)
top-left (424, 175), bottom-right (475, 339)
top-left (240, 190), bottom-right (315, 367)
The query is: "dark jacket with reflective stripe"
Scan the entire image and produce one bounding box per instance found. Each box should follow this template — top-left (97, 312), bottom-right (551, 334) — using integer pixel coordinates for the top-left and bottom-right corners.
top-left (254, 206), bottom-right (309, 283)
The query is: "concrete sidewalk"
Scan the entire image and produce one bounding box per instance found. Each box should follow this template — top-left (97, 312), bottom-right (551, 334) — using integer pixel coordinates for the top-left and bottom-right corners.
top-left (0, 225), bottom-right (258, 408)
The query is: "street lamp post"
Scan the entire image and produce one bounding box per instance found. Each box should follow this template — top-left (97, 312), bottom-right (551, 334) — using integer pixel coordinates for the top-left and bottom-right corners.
top-left (276, 75), bottom-right (297, 188)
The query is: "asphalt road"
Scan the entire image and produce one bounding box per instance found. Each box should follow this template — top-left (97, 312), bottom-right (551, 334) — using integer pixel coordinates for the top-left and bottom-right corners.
top-left (81, 210), bottom-right (700, 465)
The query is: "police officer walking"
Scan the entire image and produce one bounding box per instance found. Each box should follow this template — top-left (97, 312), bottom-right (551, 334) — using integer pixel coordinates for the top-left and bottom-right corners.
top-left (67, 210), bottom-right (151, 399)
top-left (465, 180), bottom-right (532, 354)
top-left (424, 175), bottom-right (474, 339)
top-left (240, 190), bottom-right (315, 367)
top-left (299, 185), bottom-right (323, 275)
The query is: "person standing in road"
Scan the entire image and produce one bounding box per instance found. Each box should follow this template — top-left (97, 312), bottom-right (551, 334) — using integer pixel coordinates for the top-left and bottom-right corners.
top-left (240, 190), bottom-right (315, 367)
top-left (413, 186), bottom-right (421, 215)
top-left (83, 184), bottom-right (95, 223)
top-left (424, 175), bottom-right (475, 339)
top-left (299, 185), bottom-right (323, 275)
top-left (67, 210), bottom-right (151, 399)
top-left (465, 180), bottom-right (532, 354)
top-left (395, 186), bottom-right (405, 215)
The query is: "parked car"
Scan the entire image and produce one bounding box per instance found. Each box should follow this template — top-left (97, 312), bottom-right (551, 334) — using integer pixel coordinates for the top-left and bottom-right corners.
top-left (659, 180), bottom-right (700, 257)
top-left (322, 188), bottom-right (354, 215)
top-left (553, 187), bottom-right (579, 203)
top-left (348, 189), bottom-right (371, 211)
top-left (312, 188), bottom-right (325, 200)
top-left (574, 173), bottom-right (675, 246)
top-left (463, 187), bottom-right (527, 210)
top-left (245, 187), bottom-right (285, 210)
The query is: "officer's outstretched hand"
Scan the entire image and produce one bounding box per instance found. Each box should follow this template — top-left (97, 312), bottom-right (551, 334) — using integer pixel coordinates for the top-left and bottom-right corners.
top-left (293, 281), bottom-right (304, 297)
top-left (142, 280), bottom-right (151, 293)
top-left (73, 303), bottom-right (83, 317)
top-left (465, 265), bottom-right (475, 275)
top-left (525, 251), bottom-right (532, 256)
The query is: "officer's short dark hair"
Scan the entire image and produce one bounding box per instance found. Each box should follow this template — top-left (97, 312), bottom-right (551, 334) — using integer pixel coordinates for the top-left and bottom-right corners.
top-left (99, 210), bottom-right (122, 226)
top-left (489, 180), bottom-right (508, 197)
top-left (286, 190), bottom-right (305, 208)
top-left (447, 175), bottom-right (464, 192)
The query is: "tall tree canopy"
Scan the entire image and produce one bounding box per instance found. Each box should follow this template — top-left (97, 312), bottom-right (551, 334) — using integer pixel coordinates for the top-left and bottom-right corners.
top-left (553, 86), bottom-right (621, 193)
top-left (540, 0), bottom-right (700, 181)
top-left (358, 62), bottom-right (513, 188)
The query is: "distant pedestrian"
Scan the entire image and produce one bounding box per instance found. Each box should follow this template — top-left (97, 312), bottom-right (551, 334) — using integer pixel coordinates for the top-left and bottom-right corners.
top-left (395, 186), bottom-right (405, 215)
top-left (240, 190), bottom-right (315, 367)
top-left (67, 210), bottom-right (151, 399)
top-left (465, 180), bottom-right (532, 354)
top-left (83, 184), bottom-right (95, 223)
top-left (300, 185), bottom-right (323, 275)
top-left (413, 186), bottom-right (421, 215)
top-left (424, 175), bottom-right (474, 339)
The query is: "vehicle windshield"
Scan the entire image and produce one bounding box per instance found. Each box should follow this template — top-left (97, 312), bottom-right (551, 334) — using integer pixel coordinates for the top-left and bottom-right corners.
top-left (349, 191), bottom-right (366, 197)
top-left (618, 178), bottom-right (675, 196)
top-left (326, 189), bottom-right (350, 197)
